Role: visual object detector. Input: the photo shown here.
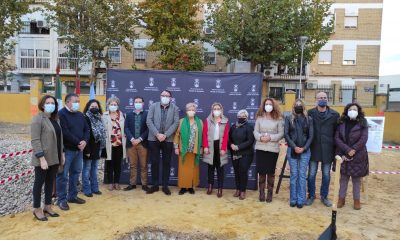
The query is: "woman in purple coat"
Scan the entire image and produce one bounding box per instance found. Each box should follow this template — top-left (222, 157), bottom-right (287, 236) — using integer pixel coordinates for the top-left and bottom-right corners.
top-left (335, 103), bottom-right (368, 210)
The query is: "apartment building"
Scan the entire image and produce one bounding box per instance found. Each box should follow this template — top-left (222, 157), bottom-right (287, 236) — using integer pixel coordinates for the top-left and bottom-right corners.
top-left (268, 0), bottom-right (383, 106)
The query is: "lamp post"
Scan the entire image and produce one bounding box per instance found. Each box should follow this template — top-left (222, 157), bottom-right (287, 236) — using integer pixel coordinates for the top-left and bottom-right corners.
top-left (298, 36), bottom-right (308, 99)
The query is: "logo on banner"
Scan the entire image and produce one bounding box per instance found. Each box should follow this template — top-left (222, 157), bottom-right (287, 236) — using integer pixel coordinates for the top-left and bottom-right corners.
top-left (216, 79), bottom-right (221, 89)
top-left (167, 77), bottom-right (181, 92)
top-left (233, 102), bottom-right (237, 110)
top-left (189, 78), bottom-right (204, 93)
top-left (230, 167), bottom-right (234, 174)
top-left (229, 83), bottom-right (242, 96)
top-left (248, 169), bottom-right (253, 177)
top-left (171, 98), bottom-right (176, 105)
top-left (111, 94), bottom-right (115, 98)
top-left (170, 167), bottom-right (175, 177)
top-left (148, 100), bottom-right (154, 108)
top-left (247, 98), bottom-right (258, 109)
top-left (250, 112), bottom-right (255, 120)
top-left (144, 77), bottom-right (159, 91)
top-left (126, 80), bottom-right (138, 93)
top-left (247, 83), bottom-right (260, 96)
top-left (107, 80), bottom-right (119, 92)
top-left (193, 99), bottom-right (203, 113)
top-left (125, 98), bottom-right (135, 110)
top-left (250, 98), bottom-right (255, 106)
top-left (129, 98), bottom-right (133, 106)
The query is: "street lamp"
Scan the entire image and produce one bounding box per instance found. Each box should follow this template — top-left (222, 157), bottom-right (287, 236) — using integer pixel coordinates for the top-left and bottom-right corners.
top-left (298, 36), bottom-right (308, 99)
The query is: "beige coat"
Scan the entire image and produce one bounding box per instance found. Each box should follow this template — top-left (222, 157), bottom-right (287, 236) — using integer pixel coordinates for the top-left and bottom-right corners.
top-left (102, 110), bottom-right (126, 160)
top-left (253, 116), bottom-right (284, 153)
top-left (31, 112), bottom-right (64, 167)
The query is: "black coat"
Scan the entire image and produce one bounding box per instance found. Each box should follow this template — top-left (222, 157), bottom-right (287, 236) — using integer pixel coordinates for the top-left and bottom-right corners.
top-left (284, 115), bottom-right (314, 151)
top-left (83, 116), bottom-right (101, 160)
top-left (228, 122), bottom-right (255, 156)
top-left (308, 107), bottom-right (340, 163)
top-left (124, 111), bottom-right (149, 148)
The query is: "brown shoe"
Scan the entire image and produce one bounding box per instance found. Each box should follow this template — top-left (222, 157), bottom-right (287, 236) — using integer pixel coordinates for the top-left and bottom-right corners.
top-left (108, 184), bottom-right (114, 191)
top-left (338, 198), bottom-right (345, 208)
top-left (233, 190), bottom-right (240, 197)
top-left (239, 192), bottom-right (246, 200)
top-left (258, 175), bottom-right (266, 202)
top-left (114, 184), bottom-right (121, 190)
top-left (217, 188), bottom-right (223, 198)
top-left (206, 184), bottom-right (213, 195)
top-left (354, 199), bottom-right (361, 210)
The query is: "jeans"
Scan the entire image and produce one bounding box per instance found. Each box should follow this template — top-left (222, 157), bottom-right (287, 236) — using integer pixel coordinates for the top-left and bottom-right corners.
top-left (82, 159), bottom-right (99, 195)
top-left (288, 148), bottom-right (310, 205)
top-left (307, 160), bottom-right (332, 199)
top-left (56, 149), bottom-right (83, 204)
top-left (148, 140), bottom-right (173, 187)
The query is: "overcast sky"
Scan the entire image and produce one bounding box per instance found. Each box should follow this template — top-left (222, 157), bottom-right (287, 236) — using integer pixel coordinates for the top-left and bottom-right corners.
top-left (379, 0), bottom-right (400, 76)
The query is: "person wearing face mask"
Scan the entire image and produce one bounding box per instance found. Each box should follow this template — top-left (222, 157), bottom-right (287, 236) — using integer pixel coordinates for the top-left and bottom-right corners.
top-left (284, 99), bottom-right (314, 208)
top-left (306, 92), bottom-right (340, 207)
top-left (254, 98), bottom-right (284, 203)
top-left (335, 103), bottom-right (368, 210)
top-left (123, 97), bottom-right (149, 192)
top-left (102, 96), bottom-right (126, 191)
top-left (173, 102), bottom-right (203, 195)
top-left (31, 95), bottom-right (64, 221)
top-left (82, 99), bottom-right (107, 197)
top-left (57, 93), bottom-right (89, 211)
top-left (228, 109), bottom-right (255, 200)
top-left (202, 102), bottom-right (229, 198)
top-left (146, 90), bottom-right (179, 195)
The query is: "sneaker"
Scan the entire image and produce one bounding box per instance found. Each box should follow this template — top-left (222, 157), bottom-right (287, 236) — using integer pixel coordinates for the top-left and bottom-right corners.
top-left (321, 197), bottom-right (332, 207)
top-left (305, 197), bottom-right (315, 206)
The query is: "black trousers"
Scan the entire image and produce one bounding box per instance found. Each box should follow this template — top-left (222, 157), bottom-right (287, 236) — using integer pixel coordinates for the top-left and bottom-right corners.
top-left (106, 145), bottom-right (123, 184)
top-left (207, 140), bottom-right (224, 188)
top-left (33, 165), bottom-right (58, 208)
top-left (148, 140), bottom-right (173, 187)
top-left (232, 154), bottom-right (253, 192)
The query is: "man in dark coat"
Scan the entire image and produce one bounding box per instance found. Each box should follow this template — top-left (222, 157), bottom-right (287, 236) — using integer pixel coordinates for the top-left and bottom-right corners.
top-left (306, 91), bottom-right (340, 207)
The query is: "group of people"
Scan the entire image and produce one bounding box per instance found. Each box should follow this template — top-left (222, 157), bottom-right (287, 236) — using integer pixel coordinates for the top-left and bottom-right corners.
top-left (30, 90), bottom-right (369, 221)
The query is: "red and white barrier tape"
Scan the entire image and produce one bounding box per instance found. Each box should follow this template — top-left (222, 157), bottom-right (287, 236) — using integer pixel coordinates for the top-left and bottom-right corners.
top-left (278, 167), bottom-right (400, 175)
top-left (0, 169), bottom-right (33, 185)
top-left (0, 149), bottom-right (33, 159)
top-left (382, 145), bottom-right (400, 149)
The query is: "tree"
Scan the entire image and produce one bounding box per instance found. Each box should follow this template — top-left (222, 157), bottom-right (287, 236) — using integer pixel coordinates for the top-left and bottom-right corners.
top-left (0, 0), bottom-right (31, 91)
top-left (46, 0), bottom-right (138, 82)
top-left (207, 0), bottom-right (334, 72)
top-left (137, 0), bottom-right (205, 71)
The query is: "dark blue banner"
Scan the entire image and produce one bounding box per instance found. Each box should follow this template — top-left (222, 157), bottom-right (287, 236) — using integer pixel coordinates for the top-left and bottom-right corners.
top-left (106, 69), bottom-right (263, 190)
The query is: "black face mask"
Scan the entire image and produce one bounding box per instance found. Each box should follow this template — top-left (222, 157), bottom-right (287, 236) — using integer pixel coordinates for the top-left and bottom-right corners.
top-left (90, 108), bottom-right (99, 114)
top-left (237, 118), bottom-right (247, 124)
top-left (294, 106), bottom-right (303, 114)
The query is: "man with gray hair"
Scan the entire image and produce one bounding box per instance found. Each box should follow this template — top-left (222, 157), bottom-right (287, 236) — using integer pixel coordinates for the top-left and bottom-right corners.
top-left (146, 90), bottom-right (179, 195)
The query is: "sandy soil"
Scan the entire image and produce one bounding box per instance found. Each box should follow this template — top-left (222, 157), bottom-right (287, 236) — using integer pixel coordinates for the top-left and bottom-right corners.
top-left (1, 124), bottom-right (399, 240)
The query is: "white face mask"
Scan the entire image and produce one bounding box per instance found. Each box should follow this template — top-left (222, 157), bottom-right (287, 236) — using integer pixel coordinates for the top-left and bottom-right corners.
top-left (213, 110), bottom-right (221, 117)
top-left (348, 110), bottom-right (358, 119)
top-left (109, 105), bottom-right (118, 112)
top-left (134, 103), bottom-right (143, 111)
top-left (161, 97), bottom-right (170, 105)
top-left (187, 110), bottom-right (195, 117)
top-left (72, 102), bottom-right (80, 112)
top-left (264, 105), bottom-right (273, 113)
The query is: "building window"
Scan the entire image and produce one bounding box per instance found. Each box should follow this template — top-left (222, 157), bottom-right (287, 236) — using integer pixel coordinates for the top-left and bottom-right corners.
top-left (343, 46), bottom-right (357, 65)
top-left (20, 21), bottom-right (31, 33)
top-left (318, 50), bottom-right (332, 65)
top-left (20, 49), bottom-right (35, 68)
top-left (134, 48), bottom-right (146, 62)
top-left (269, 87), bottom-right (284, 101)
top-left (204, 51), bottom-right (216, 65)
top-left (36, 49), bottom-right (50, 68)
top-left (344, 8), bottom-right (358, 29)
top-left (108, 47), bottom-right (121, 64)
top-left (57, 42), bottom-right (79, 70)
top-left (20, 21), bottom-right (50, 34)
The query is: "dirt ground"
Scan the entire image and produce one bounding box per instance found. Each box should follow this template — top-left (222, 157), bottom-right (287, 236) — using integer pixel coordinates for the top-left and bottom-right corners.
top-left (0, 123), bottom-right (399, 240)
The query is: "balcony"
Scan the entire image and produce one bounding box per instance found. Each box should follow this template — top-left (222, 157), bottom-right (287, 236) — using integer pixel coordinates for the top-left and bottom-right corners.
top-left (265, 64), bottom-right (309, 81)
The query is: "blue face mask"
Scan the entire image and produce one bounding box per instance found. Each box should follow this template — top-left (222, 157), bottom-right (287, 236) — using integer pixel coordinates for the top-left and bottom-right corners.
top-left (318, 99), bottom-right (327, 107)
top-left (44, 103), bottom-right (55, 113)
top-left (72, 102), bottom-right (80, 111)
top-left (134, 103), bottom-right (143, 111)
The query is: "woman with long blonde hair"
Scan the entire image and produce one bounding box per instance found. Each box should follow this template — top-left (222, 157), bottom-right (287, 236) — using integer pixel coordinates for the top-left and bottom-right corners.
top-left (254, 98), bottom-right (284, 203)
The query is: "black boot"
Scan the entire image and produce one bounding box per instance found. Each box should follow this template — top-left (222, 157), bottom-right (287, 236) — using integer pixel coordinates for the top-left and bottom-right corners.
top-left (258, 175), bottom-right (266, 202)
